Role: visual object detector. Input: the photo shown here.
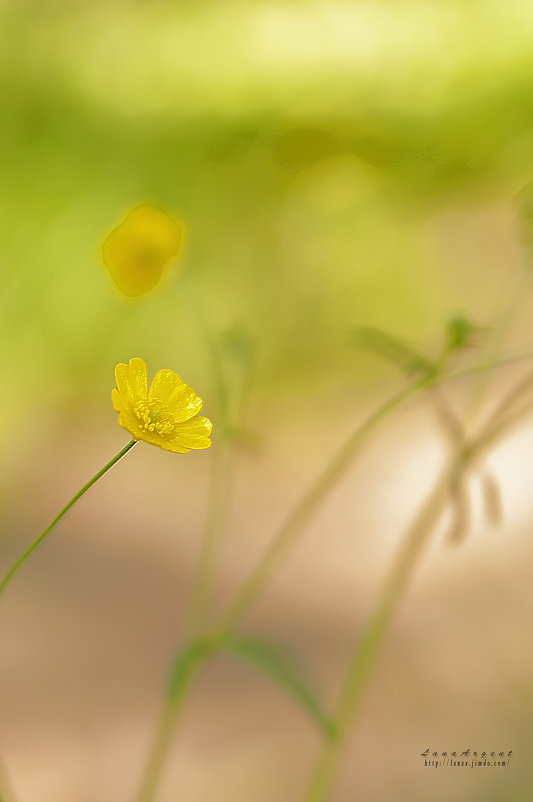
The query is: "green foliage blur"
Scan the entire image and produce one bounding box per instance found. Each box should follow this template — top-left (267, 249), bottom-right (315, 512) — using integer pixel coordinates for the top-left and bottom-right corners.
top-left (3, 0), bottom-right (533, 447)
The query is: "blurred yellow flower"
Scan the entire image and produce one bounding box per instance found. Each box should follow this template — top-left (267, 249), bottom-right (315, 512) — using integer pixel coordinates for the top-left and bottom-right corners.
top-left (102, 204), bottom-right (183, 296)
top-left (112, 358), bottom-right (212, 453)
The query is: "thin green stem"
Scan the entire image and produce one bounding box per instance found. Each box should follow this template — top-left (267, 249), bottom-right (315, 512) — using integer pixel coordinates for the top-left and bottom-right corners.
top-left (214, 380), bottom-right (424, 638)
top-left (136, 700), bottom-right (183, 802)
top-left (135, 639), bottom-right (214, 802)
top-left (427, 385), bottom-right (464, 445)
top-left (303, 364), bottom-right (533, 801)
top-left (186, 438), bottom-right (232, 636)
top-left (0, 439), bottom-right (136, 598)
top-left (472, 396), bottom-right (533, 457)
top-left (466, 260), bottom-right (532, 424)
top-left (303, 466), bottom-right (452, 802)
top-left (445, 344), bottom-right (533, 382)
top-left (180, 277), bottom-right (235, 633)
top-left (302, 394), bottom-right (523, 802)
top-left (137, 353), bottom-right (251, 798)
top-left (178, 277), bottom-right (230, 422)
top-left (482, 368), bottom-right (533, 435)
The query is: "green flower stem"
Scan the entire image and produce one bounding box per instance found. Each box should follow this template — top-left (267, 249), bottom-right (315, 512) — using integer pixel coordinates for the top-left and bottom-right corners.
top-left (136, 699), bottom-right (185, 802)
top-left (179, 278), bottom-right (237, 634)
top-left (214, 379), bottom-right (430, 639)
top-left (481, 368), bottom-right (533, 434)
top-left (186, 437), bottom-right (233, 636)
top-left (138, 365), bottom-right (249, 798)
top-left (302, 466), bottom-right (452, 802)
top-left (471, 394), bottom-right (533, 457)
top-left (302, 371), bottom-right (533, 802)
top-left (449, 344), bottom-right (533, 381)
top-left (178, 276), bottom-right (230, 423)
top-left (136, 639), bottom-right (215, 802)
top-left (0, 439), bottom-right (136, 598)
top-left (466, 260), bottom-right (532, 423)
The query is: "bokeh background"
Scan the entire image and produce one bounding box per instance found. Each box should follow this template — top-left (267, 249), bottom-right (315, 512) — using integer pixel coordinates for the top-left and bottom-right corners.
top-left (2, 1), bottom-right (533, 800)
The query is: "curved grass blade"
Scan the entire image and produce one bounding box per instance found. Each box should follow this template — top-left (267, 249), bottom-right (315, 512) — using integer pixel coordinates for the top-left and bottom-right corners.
top-left (167, 639), bottom-right (212, 703)
top-left (224, 635), bottom-right (336, 738)
top-left (354, 326), bottom-right (434, 378)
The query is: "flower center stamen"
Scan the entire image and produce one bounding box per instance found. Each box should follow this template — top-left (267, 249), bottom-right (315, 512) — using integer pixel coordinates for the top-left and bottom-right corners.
top-left (134, 401), bottom-right (175, 436)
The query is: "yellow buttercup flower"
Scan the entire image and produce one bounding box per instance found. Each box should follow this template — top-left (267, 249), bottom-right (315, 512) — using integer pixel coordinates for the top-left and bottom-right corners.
top-left (102, 204), bottom-right (183, 296)
top-left (112, 358), bottom-right (212, 453)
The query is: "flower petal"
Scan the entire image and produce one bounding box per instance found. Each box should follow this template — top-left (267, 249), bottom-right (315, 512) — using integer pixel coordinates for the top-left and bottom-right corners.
top-left (102, 205), bottom-right (183, 297)
top-left (149, 369), bottom-right (203, 422)
top-left (117, 409), bottom-right (142, 441)
top-left (115, 358), bottom-right (148, 406)
top-left (155, 439), bottom-right (190, 454)
top-left (111, 388), bottom-right (122, 412)
top-left (169, 416), bottom-right (213, 450)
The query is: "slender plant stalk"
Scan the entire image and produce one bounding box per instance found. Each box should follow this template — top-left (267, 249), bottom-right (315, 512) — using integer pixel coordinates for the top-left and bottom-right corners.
top-left (186, 438), bottom-right (233, 636)
top-left (180, 276), bottom-right (237, 634)
top-left (0, 439), bottom-right (136, 598)
top-left (138, 360), bottom-right (249, 798)
top-left (482, 368), bottom-right (533, 433)
top-left (214, 380), bottom-right (424, 638)
top-left (466, 260), bottom-right (532, 423)
top-left (427, 386), bottom-right (464, 445)
top-left (136, 478), bottom-right (226, 796)
top-left (451, 345), bottom-right (533, 379)
top-left (302, 387), bottom-right (531, 802)
top-left (181, 275), bottom-right (256, 635)
top-left (303, 464), bottom-right (452, 802)
top-left (473, 393), bottom-right (533, 455)
top-left (178, 276), bottom-right (231, 423)
top-left (136, 698), bottom-right (186, 802)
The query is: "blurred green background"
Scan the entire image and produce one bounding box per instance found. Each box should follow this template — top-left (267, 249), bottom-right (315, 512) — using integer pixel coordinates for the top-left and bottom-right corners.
top-left (2, 1), bottom-right (533, 801)
top-left (3, 0), bottom-right (533, 428)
